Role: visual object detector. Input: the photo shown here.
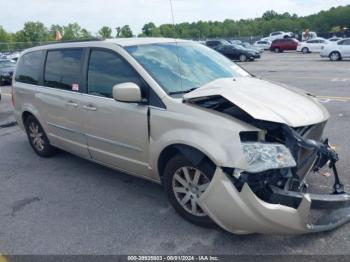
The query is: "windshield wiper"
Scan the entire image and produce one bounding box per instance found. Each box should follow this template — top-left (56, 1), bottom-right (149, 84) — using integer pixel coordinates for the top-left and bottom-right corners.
top-left (168, 87), bottom-right (198, 95)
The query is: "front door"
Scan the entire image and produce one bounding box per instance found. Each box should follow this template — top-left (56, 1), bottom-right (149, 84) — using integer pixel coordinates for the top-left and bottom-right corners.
top-left (80, 48), bottom-right (150, 176)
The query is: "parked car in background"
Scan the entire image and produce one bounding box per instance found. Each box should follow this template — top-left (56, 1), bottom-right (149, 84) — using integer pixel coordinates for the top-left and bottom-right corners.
top-left (240, 42), bottom-right (263, 53)
top-left (205, 39), bottom-right (231, 48)
top-left (320, 38), bottom-right (350, 61)
top-left (213, 44), bottom-right (259, 62)
top-left (253, 40), bottom-right (271, 50)
top-left (228, 39), bottom-right (242, 45)
top-left (270, 38), bottom-right (299, 53)
top-left (329, 37), bottom-right (343, 42)
top-left (297, 38), bottom-right (329, 53)
top-left (0, 51), bottom-right (20, 61)
top-left (261, 31), bottom-right (293, 42)
top-left (0, 59), bottom-right (16, 86)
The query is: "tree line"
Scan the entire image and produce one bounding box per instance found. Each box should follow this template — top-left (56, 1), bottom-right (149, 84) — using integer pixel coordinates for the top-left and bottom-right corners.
top-left (0, 5), bottom-right (349, 51)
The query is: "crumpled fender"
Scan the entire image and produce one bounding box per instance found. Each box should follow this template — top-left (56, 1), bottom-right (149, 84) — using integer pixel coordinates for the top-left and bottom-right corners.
top-left (198, 168), bottom-right (312, 234)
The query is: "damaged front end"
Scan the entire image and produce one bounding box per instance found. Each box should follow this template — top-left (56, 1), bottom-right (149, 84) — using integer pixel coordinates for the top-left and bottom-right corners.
top-left (184, 79), bottom-right (350, 234)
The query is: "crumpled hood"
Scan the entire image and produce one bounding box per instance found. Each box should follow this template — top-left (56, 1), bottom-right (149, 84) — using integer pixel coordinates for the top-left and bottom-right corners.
top-left (183, 77), bottom-right (329, 127)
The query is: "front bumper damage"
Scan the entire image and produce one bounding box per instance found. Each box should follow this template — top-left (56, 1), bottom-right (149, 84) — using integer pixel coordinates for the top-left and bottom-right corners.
top-left (198, 125), bottom-right (350, 235)
top-left (198, 168), bottom-right (350, 234)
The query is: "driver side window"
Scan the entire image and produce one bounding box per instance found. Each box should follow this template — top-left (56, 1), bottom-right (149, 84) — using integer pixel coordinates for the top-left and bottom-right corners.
top-left (87, 49), bottom-right (146, 98)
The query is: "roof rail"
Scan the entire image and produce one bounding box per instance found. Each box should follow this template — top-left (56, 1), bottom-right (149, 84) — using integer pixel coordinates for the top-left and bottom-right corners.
top-left (38, 38), bottom-right (104, 47)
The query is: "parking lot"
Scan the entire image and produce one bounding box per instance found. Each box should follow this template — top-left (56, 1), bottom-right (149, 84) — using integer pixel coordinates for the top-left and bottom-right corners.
top-left (0, 52), bottom-right (350, 255)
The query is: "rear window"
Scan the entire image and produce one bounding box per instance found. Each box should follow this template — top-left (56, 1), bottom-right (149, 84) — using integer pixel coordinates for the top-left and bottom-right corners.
top-left (44, 48), bottom-right (83, 90)
top-left (15, 51), bottom-right (44, 85)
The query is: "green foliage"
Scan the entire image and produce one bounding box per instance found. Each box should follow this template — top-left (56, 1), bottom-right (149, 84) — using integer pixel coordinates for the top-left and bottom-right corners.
top-left (119, 25), bottom-right (133, 37)
top-left (142, 5), bottom-right (350, 39)
top-left (62, 23), bottom-right (82, 40)
top-left (0, 5), bottom-right (349, 50)
top-left (98, 26), bottom-right (112, 38)
top-left (141, 22), bottom-right (157, 36)
top-left (15, 21), bottom-right (49, 42)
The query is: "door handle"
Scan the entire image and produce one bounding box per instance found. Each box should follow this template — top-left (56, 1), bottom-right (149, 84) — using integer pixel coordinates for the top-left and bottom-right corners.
top-left (66, 101), bottom-right (78, 108)
top-left (83, 105), bottom-right (97, 111)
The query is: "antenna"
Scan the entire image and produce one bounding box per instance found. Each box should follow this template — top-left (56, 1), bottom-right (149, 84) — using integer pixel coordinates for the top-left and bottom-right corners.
top-left (169, 0), bottom-right (176, 35)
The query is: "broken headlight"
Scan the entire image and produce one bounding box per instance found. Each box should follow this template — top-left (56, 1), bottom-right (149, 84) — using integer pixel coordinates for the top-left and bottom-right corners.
top-left (242, 142), bottom-right (296, 173)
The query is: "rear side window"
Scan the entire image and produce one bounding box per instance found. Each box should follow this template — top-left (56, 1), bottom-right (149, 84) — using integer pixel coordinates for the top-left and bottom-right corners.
top-left (44, 49), bottom-right (83, 90)
top-left (15, 51), bottom-right (44, 84)
top-left (87, 49), bottom-right (143, 98)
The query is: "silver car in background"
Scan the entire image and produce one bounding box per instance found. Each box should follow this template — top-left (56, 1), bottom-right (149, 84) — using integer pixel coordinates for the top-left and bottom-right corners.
top-left (13, 38), bottom-right (350, 234)
top-left (320, 38), bottom-right (350, 61)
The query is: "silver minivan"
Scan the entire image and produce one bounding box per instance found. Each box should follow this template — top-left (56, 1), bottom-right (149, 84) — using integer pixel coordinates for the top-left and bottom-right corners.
top-left (13, 38), bottom-right (350, 234)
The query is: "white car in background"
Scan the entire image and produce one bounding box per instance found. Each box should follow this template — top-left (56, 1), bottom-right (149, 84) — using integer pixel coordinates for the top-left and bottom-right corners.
top-left (329, 37), bottom-right (343, 42)
top-left (297, 38), bottom-right (329, 53)
top-left (261, 31), bottom-right (293, 42)
top-left (320, 38), bottom-right (350, 61)
top-left (253, 40), bottom-right (271, 50)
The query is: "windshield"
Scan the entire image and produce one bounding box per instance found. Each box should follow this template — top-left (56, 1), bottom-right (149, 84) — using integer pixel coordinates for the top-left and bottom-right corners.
top-left (125, 42), bottom-right (249, 95)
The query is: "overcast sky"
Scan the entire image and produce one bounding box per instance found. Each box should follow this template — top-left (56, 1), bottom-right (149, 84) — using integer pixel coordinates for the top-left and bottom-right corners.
top-left (1, 0), bottom-right (349, 34)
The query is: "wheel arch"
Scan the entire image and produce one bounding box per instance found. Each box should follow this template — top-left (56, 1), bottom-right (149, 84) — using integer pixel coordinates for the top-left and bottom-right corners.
top-left (329, 50), bottom-right (342, 59)
top-left (157, 144), bottom-right (216, 182)
top-left (19, 102), bottom-right (42, 127)
top-left (22, 111), bottom-right (35, 125)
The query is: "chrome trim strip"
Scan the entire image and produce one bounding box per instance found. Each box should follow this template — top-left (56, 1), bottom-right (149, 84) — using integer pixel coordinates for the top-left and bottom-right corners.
top-left (47, 122), bottom-right (143, 152)
top-left (85, 133), bottom-right (143, 152)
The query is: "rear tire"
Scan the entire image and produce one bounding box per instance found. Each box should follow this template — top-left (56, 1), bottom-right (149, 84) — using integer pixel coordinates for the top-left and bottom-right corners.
top-left (329, 51), bottom-right (341, 61)
top-left (274, 47), bottom-right (280, 53)
top-left (24, 115), bottom-right (56, 157)
top-left (163, 154), bottom-right (216, 228)
top-left (302, 47), bottom-right (309, 54)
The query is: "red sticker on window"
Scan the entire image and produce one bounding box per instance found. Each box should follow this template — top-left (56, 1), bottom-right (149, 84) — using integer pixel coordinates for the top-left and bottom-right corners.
top-left (72, 83), bottom-right (79, 91)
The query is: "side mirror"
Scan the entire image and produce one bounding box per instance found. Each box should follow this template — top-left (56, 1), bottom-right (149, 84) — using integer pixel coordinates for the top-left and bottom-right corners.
top-left (112, 82), bottom-right (143, 103)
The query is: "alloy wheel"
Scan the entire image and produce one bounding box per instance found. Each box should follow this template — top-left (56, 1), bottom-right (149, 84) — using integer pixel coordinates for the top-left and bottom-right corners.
top-left (28, 121), bottom-right (45, 151)
top-left (330, 52), bottom-right (340, 61)
top-left (172, 166), bottom-right (210, 217)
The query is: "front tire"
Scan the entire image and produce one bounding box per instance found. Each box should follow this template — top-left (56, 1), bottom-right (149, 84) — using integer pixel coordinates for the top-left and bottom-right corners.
top-left (274, 47), bottom-right (280, 53)
top-left (239, 54), bottom-right (247, 62)
top-left (24, 115), bottom-right (56, 157)
top-left (163, 154), bottom-right (216, 228)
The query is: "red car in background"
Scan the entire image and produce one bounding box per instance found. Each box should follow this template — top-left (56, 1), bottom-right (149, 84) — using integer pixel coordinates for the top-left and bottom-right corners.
top-left (270, 38), bottom-right (299, 52)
